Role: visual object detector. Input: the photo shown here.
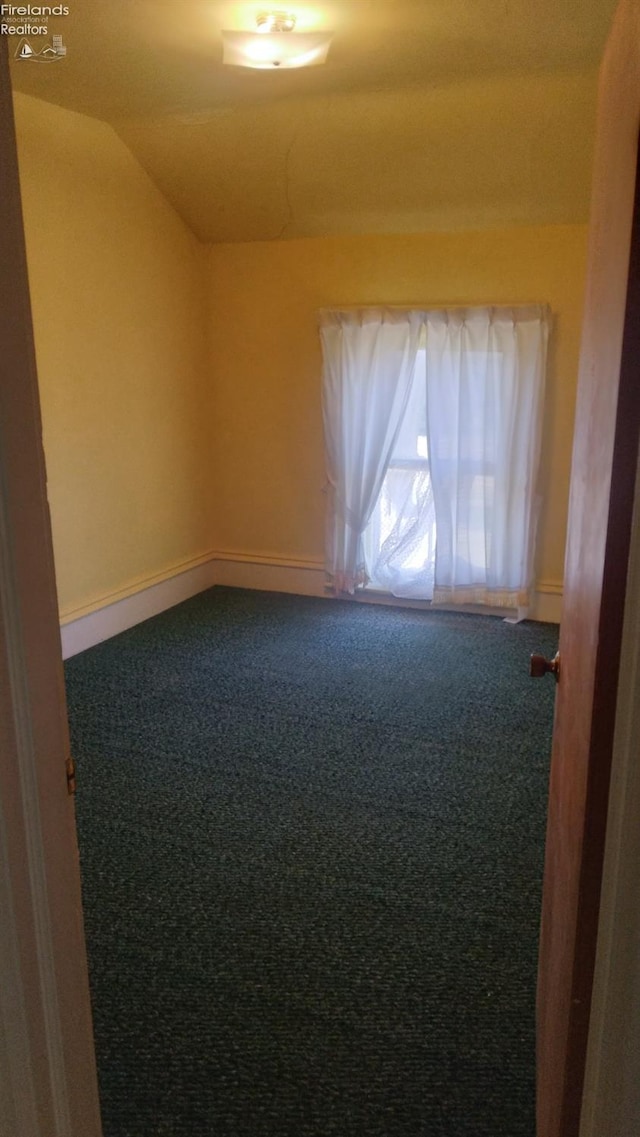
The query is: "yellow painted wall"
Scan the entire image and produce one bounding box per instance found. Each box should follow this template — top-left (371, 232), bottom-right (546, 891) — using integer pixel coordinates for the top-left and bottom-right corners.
top-left (13, 87), bottom-right (588, 615)
top-left (207, 226), bottom-right (589, 593)
top-left (13, 92), bottom-right (212, 619)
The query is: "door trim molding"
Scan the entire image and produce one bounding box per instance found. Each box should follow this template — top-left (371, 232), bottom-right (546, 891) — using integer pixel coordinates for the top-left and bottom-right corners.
top-left (0, 442), bottom-right (71, 1136)
top-left (0, 39), bottom-right (102, 1137)
top-left (580, 421), bottom-right (640, 1135)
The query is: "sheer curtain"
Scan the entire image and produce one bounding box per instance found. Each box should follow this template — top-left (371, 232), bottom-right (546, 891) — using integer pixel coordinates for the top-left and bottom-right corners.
top-left (362, 348), bottom-right (437, 599)
top-left (425, 306), bottom-right (549, 612)
top-left (319, 308), bottom-right (422, 594)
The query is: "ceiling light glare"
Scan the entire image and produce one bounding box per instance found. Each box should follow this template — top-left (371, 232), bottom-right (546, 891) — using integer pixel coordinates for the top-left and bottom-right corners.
top-left (221, 9), bottom-right (332, 70)
top-left (256, 10), bottom-right (296, 34)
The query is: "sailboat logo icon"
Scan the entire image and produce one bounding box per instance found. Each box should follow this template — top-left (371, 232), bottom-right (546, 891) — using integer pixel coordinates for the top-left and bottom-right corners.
top-left (15, 35), bottom-right (67, 61)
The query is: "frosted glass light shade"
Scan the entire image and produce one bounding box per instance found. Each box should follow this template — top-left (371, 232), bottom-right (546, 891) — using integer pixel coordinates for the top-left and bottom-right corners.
top-left (221, 30), bottom-right (332, 69)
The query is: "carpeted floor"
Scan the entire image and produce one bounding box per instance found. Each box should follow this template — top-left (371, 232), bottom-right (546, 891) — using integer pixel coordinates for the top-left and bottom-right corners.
top-left (65, 586), bottom-right (559, 1137)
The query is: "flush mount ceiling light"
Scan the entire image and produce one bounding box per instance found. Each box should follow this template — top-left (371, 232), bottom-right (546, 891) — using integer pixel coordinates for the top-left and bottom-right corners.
top-left (222, 10), bottom-right (333, 70)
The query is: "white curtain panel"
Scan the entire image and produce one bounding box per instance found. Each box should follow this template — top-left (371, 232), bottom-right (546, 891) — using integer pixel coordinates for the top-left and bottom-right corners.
top-left (362, 348), bottom-right (437, 599)
top-left (424, 306), bottom-right (550, 612)
top-left (365, 465), bottom-right (437, 599)
top-left (319, 308), bottom-right (422, 594)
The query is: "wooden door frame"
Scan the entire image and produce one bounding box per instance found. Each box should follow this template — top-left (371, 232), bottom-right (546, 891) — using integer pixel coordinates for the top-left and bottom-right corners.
top-left (0, 40), bottom-right (102, 1137)
top-left (535, 2), bottom-right (640, 1130)
top-left (580, 404), bottom-right (640, 1135)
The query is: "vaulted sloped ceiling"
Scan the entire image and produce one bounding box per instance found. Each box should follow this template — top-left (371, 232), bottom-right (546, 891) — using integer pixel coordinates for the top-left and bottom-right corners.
top-left (9, 0), bottom-right (618, 242)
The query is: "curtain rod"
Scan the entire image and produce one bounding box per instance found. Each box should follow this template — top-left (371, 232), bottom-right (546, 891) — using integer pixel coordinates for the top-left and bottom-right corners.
top-left (317, 302), bottom-right (550, 314)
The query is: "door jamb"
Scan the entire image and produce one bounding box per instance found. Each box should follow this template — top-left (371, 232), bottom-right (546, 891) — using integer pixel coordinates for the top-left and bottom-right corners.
top-left (0, 38), bottom-right (102, 1137)
top-left (579, 421), bottom-right (640, 1134)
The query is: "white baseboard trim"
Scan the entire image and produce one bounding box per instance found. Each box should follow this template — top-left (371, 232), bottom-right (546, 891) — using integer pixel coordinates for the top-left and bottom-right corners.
top-left (60, 553), bottom-right (217, 659)
top-left (214, 555), bottom-right (563, 623)
top-left (60, 553), bottom-right (563, 658)
top-left (213, 552), bottom-right (561, 618)
top-left (532, 579), bottom-right (563, 624)
top-left (213, 550), bottom-right (326, 598)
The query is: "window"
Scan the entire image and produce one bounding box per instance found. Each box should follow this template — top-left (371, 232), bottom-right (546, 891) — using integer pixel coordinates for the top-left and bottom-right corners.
top-left (320, 305), bottom-right (549, 614)
top-left (362, 348), bottom-right (437, 598)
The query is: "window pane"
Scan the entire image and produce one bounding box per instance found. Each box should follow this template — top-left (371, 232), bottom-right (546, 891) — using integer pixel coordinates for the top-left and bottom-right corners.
top-left (389, 349), bottom-right (427, 461)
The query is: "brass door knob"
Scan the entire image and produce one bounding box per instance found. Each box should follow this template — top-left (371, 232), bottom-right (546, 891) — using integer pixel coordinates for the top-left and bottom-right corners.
top-left (530, 651), bottom-right (561, 682)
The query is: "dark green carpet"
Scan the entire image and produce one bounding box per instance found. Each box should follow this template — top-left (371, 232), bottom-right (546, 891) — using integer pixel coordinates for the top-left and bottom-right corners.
top-left (65, 586), bottom-right (558, 1137)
